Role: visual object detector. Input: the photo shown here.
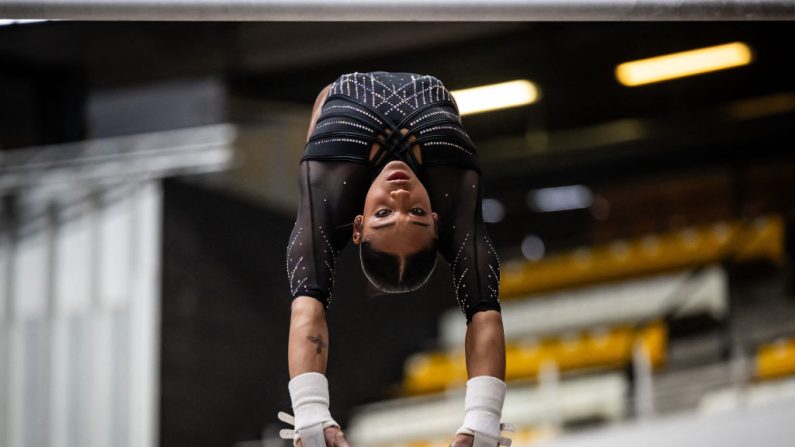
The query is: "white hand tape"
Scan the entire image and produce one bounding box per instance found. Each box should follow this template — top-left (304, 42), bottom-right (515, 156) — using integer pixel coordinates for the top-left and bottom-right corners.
top-left (456, 376), bottom-right (510, 446)
top-left (287, 373), bottom-right (342, 447)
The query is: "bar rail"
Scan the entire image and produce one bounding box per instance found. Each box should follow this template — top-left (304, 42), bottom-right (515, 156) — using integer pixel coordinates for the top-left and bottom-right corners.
top-left (1, 0), bottom-right (794, 22)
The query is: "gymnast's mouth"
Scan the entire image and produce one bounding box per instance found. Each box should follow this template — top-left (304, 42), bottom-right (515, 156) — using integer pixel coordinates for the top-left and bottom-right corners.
top-left (387, 171), bottom-right (410, 181)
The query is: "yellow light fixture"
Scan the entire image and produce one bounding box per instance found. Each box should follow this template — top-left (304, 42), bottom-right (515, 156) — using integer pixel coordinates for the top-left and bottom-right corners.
top-left (450, 79), bottom-right (539, 116)
top-left (615, 42), bottom-right (753, 87)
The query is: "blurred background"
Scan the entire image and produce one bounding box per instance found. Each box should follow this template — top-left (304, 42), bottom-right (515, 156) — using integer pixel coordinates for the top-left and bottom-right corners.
top-left (1, 20), bottom-right (794, 447)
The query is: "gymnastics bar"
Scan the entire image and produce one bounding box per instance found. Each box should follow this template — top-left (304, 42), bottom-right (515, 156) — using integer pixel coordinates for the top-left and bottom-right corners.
top-left (1, 0), bottom-right (794, 21)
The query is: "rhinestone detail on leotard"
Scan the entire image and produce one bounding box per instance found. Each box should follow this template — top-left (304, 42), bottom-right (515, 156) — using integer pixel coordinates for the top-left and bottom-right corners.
top-left (329, 72), bottom-right (452, 117)
top-left (286, 226), bottom-right (309, 297)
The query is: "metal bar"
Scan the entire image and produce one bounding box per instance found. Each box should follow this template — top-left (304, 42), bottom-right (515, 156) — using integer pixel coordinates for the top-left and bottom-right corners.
top-left (1, 0), bottom-right (794, 21)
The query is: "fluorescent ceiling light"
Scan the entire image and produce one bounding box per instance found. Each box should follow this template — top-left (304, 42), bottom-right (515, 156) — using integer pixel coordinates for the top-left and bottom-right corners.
top-left (450, 79), bottom-right (538, 116)
top-left (615, 42), bottom-right (753, 87)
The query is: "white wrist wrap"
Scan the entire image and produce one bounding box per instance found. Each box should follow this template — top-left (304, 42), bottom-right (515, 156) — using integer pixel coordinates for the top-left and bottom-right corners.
top-left (288, 372), bottom-right (339, 446)
top-left (456, 376), bottom-right (507, 439)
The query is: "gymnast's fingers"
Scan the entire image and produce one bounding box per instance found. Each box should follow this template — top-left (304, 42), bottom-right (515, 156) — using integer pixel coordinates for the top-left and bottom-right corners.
top-left (327, 428), bottom-right (351, 447)
top-left (449, 433), bottom-right (474, 447)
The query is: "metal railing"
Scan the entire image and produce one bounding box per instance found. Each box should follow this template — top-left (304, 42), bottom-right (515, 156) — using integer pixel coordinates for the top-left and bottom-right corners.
top-left (0, 124), bottom-right (235, 195)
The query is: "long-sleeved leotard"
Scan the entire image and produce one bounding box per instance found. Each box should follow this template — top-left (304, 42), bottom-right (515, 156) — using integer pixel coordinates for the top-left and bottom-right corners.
top-left (285, 71), bottom-right (500, 323)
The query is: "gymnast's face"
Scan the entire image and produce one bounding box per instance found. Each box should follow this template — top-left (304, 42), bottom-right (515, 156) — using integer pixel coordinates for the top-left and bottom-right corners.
top-left (353, 160), bottom-right (438, 255)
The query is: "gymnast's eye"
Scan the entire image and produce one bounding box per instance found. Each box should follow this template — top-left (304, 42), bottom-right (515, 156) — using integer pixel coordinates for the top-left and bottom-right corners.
top-left (375, 209), bottom-right (391, 218)
top-left (410, 208), bottom-right (426, 216)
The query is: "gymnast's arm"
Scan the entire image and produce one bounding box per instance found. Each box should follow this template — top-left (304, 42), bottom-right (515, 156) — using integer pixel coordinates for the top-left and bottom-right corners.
top-left (457, 249), bottom-right (506, 447)
top-left (424, 167), bottom-right (506, 380)
top-left (465, 310), bottom-right (506, 379)
top-left (289, 296), bottom-right (331, 377)
top-left (422, 167), bottom-right (506, 446)
top-left (287, 80), bottom-right (371, 379)
top-left (286, 84), bottom-right (352, 447)
top-left (289, 83), bottom-right (335, 379)
top-left (452, 311), bottom-right (506, 447)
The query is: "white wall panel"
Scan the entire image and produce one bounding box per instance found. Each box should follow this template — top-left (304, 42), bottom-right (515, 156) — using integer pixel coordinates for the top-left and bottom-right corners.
top-left (0, 324), bottom-right (6, 447)
top-left (0, 124), bottom-right (228, 447)
top-left (111, 309), bottom-right (131, 447)
top-left (0, 228), bottom-right (9, 445)
top-left (0, 220), bottom-right (8, 321)
top-left (23, 319), bottom-right (48, 447)
top-left (98, 189), bottom-right (132, 308)
top-left (49, 315), bottom-right (68, 447)
top-left (12, 198), bottom-right (49, 320)
top-left (0, 181), bottom-right (161, 447)
top-left (5, 317), bottom-right (23, 447)
top-left (66, 315), bottom-right (90, 447)
top-left (128, 182), bottom-right (161, 447)
top-left (88, 307), bottom-right (113, 447)
top-left (54, 192), bottom-right (92, 315)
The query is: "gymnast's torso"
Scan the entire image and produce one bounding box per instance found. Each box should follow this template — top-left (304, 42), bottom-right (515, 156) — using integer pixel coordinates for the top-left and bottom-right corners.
top-left (286, 71), bottom-right (501, 323)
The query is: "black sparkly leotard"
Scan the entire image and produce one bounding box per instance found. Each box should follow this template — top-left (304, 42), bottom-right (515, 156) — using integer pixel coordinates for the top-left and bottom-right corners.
top-left (286, 71), bottom-right (501, 323)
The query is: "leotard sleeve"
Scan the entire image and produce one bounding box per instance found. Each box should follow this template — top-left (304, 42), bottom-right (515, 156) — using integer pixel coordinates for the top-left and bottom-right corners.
top-left (420, 166), bottom-right (502, 324)
top-left (285, 159), bottom-right (371, 308)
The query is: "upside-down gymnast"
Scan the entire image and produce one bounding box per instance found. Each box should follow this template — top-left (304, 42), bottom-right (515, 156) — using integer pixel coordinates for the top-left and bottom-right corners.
top-left (280, 72), bottom-right (512, 447)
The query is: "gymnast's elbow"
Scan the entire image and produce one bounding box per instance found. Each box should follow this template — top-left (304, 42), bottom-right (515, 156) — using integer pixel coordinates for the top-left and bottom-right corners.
top-left (290, 295), bottom-right (327, 319)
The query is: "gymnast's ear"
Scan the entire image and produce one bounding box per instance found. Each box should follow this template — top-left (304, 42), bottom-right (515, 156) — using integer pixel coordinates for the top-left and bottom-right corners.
top-left (432, 212), bottom-right (439, 237)
top-left (352, 215), bottom-right (364, 245)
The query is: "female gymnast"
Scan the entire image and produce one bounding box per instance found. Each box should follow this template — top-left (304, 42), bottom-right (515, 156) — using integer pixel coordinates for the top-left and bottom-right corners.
top-left (280, 72), bottom-right (512, 447)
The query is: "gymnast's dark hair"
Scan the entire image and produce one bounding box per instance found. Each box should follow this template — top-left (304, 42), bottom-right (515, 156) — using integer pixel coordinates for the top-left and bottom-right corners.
top-left (359, 240), bottom-right (438, 293)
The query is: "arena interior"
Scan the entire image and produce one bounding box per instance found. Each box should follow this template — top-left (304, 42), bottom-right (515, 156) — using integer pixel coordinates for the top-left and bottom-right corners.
top-left (1, 14), bottom-right (794, 447)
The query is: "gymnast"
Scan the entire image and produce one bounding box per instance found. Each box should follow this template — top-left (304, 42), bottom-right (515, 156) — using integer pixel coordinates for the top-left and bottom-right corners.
top-left (280, 72), bottom-right (511, 447)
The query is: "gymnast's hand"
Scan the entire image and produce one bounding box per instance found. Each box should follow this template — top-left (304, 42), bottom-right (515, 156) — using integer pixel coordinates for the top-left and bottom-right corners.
top-left (295, 426), bottom-right (351, 447)
top-left (450, 433), bottom-right (475, 447)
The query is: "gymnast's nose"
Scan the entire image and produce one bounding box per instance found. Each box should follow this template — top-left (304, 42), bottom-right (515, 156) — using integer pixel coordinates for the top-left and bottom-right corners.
top-left (390, 189), bottom-right (410, 203)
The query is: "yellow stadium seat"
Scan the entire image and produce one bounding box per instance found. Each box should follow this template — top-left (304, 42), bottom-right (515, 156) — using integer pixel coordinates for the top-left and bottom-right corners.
top-left (500, 216), bottom-right (783, 298)
top-left (403, 322), bottom-right (667, 395)
top-left (755, 337), bottom-right (795, 380)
